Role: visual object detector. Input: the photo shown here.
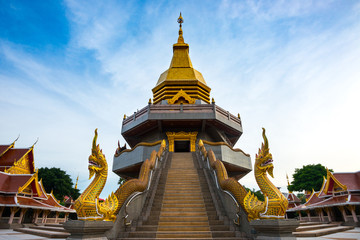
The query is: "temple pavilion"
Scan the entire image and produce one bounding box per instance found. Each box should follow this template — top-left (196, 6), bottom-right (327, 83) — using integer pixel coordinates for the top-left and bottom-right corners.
top-left (286, 169), bottom-right (360, 226)
top-left (0, 138), bottom-right (75, 228)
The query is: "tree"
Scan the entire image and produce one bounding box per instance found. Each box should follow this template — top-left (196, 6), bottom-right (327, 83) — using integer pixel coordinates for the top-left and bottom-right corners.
top-left (288, 164), bottom-right (332, 192)
top-left (118, 177), bottom-right (126, 185)
top-left (296, 193), bottom-right (307, 204)
top-left (245, 187), bottom-right (264, 201)
top-left (38, 167), bottom-right (79, 202)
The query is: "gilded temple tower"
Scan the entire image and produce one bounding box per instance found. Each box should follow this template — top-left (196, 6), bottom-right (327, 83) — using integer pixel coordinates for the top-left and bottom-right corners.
top-left (114, 14), bottom-right (251, 180)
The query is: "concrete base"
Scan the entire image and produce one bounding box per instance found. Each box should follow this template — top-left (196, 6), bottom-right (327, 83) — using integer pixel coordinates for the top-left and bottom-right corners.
top-left (63, 220), bottom-right (114, 240)
top-left (250, 219), bottom-right (300, 240)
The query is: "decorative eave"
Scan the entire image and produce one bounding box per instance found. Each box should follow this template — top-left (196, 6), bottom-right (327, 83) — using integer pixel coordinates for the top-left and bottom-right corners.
top-left (323, 168), bottom-right (348, 195)
top-left (168, 89), bottom-right (196, 104)
top-left (316, 176), bottom-right (327, 197)
top-left (0, 135), bottom-right (19, 158)
top-left (17, 169), bottom-right (44, 198)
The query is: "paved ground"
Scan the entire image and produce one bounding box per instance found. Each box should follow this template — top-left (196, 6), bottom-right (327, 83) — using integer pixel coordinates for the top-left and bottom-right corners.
top-left (296, 227), bottom-right (360, 240)
top-left (0, 227), bottom-right (359, 239)
top-left (0, 229), bottom-right (66, 240)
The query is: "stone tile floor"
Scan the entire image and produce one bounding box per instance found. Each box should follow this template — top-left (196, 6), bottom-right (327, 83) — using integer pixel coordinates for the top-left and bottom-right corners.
top-left (0, 229), bottom-right (66, 240)
top-left (0, 227), bottom-right (359, 239)
top-left (297, 227), bottom-right (360, 240)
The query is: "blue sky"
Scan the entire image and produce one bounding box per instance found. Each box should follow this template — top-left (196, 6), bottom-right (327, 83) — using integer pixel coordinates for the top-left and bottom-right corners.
top-left (1, 0), bottom-right (360, 198)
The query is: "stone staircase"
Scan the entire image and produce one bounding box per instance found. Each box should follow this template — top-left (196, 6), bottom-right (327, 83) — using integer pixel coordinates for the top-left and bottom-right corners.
top-left (293, 222), bottom-right (354, 237)
top-left (119, 152), bottom-right (246, 239)
top-left (14, 223), bottom-right (70, 238)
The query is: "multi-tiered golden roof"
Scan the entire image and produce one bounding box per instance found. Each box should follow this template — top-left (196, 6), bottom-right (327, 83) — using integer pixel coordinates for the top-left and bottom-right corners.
top-left (152, 13), bottom-right (211, 104)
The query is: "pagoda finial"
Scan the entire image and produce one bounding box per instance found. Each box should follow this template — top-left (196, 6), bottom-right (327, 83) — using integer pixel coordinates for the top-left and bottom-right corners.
top-left (75, 174), bottom-right (79, 190)
top-left (177, 12), bottom-right (184, 43)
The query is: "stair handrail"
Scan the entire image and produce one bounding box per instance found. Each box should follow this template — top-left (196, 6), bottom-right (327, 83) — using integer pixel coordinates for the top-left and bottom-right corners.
top-left (198, 139), bottom-right (248, 223)
top-left (122, 140), bottom-right (167, 226)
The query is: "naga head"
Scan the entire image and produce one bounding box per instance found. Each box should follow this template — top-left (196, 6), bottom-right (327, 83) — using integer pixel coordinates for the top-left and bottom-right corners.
top-left (255, 128), bottom-right (274, 177)
top-left (88, 129), bottom-right (107, 179)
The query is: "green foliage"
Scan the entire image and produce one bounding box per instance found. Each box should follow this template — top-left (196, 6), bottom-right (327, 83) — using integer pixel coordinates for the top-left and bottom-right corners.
top-left (118, 177), bottom-right (126, 185)
top-left (296, 193), bottom-right (307, 204)
top-left (288, 164), bottom-right (331, 192)
top-left (38, 167), bottom-right (80, 202)
top-left (245, 187), bottom-right (265, 201)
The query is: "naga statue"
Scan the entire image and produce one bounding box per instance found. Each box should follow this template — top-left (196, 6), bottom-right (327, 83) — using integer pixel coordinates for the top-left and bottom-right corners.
top-left (74, 129), bottom-right (119, 221)
top-left (74, 129), bottom-right (166, 221)
top-left (199, 128), bottom-right (288, 221)
top-left (244, 128), bottom-right (288, 220)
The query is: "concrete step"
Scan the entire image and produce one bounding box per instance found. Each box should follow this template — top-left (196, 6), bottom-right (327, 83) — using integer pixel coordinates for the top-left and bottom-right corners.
top-left (296, 223), bottom-right (339, 232)
top-left (160, 211), bottom-right (208, 217)
top-left (14, 227), bottom-right (70, 238)
top-left (293, 225), bottom-right (354, 237)
top-left (299, 221), bottom-right (326, 226)
top-left (30, 225), bottom-right (67, 232)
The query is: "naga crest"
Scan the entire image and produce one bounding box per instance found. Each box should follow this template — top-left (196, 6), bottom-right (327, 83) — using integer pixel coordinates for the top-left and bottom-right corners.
top-left (255, 128), bottom-right (274, 177)
top-left (88, 128), bottom-right (107, 179)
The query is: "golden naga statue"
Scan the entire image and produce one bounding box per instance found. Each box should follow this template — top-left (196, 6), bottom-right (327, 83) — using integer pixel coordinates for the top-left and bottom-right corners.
top-left (198, 128), bottom-right (288, 221)
top-left (244, 128), bottom-right (288, 220)
top-left (74, 129), bottom-right (119, 221)
top-left (74, 129), bottom-right (166, 221)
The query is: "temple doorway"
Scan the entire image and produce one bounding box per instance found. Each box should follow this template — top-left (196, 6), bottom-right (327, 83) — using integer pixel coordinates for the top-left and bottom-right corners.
top-left (175, 140), bottom-right (190, 152)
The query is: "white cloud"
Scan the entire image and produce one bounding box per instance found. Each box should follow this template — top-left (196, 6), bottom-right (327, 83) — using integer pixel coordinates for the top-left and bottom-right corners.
top-left (1, 0), bottom-right (359, 198)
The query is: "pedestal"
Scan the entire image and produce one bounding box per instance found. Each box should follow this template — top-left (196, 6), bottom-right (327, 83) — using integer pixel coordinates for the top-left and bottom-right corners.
top-left (63, 220), bottom-right (114, 240)
top-left (250, 219), bottom-right (299, 240)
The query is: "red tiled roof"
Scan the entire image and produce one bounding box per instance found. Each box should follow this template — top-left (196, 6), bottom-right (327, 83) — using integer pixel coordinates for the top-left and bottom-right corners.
top-left (0, 148), bottom-right (30, 172)
top-left (16, 196), bottom-right (75, 212)
top-left (0, 145), bottom-right (11, 156)
top-left (333, 172), bottom-right (360, 190)
top-left (0, 195), bottom-right (16, 205)
top-left (287, 192), bottom-right (300, 202)
top-left (0, 172), bottom-right (32, 193)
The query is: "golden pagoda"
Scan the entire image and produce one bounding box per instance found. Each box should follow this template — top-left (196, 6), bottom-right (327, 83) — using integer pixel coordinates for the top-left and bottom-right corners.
top-left (152, 13), bottom-right (211, 104)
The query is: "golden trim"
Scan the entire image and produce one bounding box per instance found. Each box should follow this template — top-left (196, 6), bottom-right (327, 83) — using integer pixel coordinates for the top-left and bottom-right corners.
top-left (202, 140), bottom-right (250, 157)
top-left (168, 89), bottom-right (196, 104)
top-left (323, 169), bottom-right (347, 194)
top-left (166, 131), bottom-right (198, 152)
top-left (114, 140), bottom-right (163, 157)
top-left (18, 169), bottom-right (42, 197)
top-left (5, 147), bottom-right (33, 174)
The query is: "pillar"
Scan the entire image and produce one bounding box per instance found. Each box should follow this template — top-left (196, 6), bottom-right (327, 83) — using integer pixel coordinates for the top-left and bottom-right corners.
top-left (347, 205), bottom-right (358, 223)
top-left (65, 213), bottom-right (69, 221)
top-left (33, 209), bottom-right (40, 223)
top-left (55, 212), bottom-right (59, 223)
top-left (43, 210), bottom-right (50, 223)
top-left (297, 211), bottom-right (302, 221)
top-left (0, 207), bottom-right (4, 221)
top-left (18, 208), bottom-right (28, 224)
top-left (315, 209), bottom-right (322, 222)
top-left (8, 207), bottom-right (19, 224)
top-left (319, 208), bottom-right (324, 222)
top-left (338, 206), bottom-right (348, 222)
top-left (325, 208), bottom-right (332, 222)
top-left (307, 210), bottom-right (311, 222)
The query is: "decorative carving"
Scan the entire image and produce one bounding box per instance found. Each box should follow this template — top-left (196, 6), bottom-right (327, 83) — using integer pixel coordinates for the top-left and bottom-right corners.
top-left (167, 89), bottom-right (196, 104)
top-left (74, 129), bottom-right (118, 221)
top-left (245, 128), bottom-right (288, 220)
top-left (198, 128), bottom-right (288, 221)
top-left (166, 131), bottom-right (197, 152)
top-left (74, 129), bottom-right (166, 222)
top-left (5, 150), bottom-right (32, 174)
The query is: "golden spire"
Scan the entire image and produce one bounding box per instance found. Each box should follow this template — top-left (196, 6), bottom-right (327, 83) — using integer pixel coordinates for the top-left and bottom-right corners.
top-left (75, 174), bottom-right (79, 190)
top-left (286, 174), bottom-right (292, 193)
top-left (177, 12), bottom-right (184, 43)
top-left (152, 13), bottom-right (211, 104)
